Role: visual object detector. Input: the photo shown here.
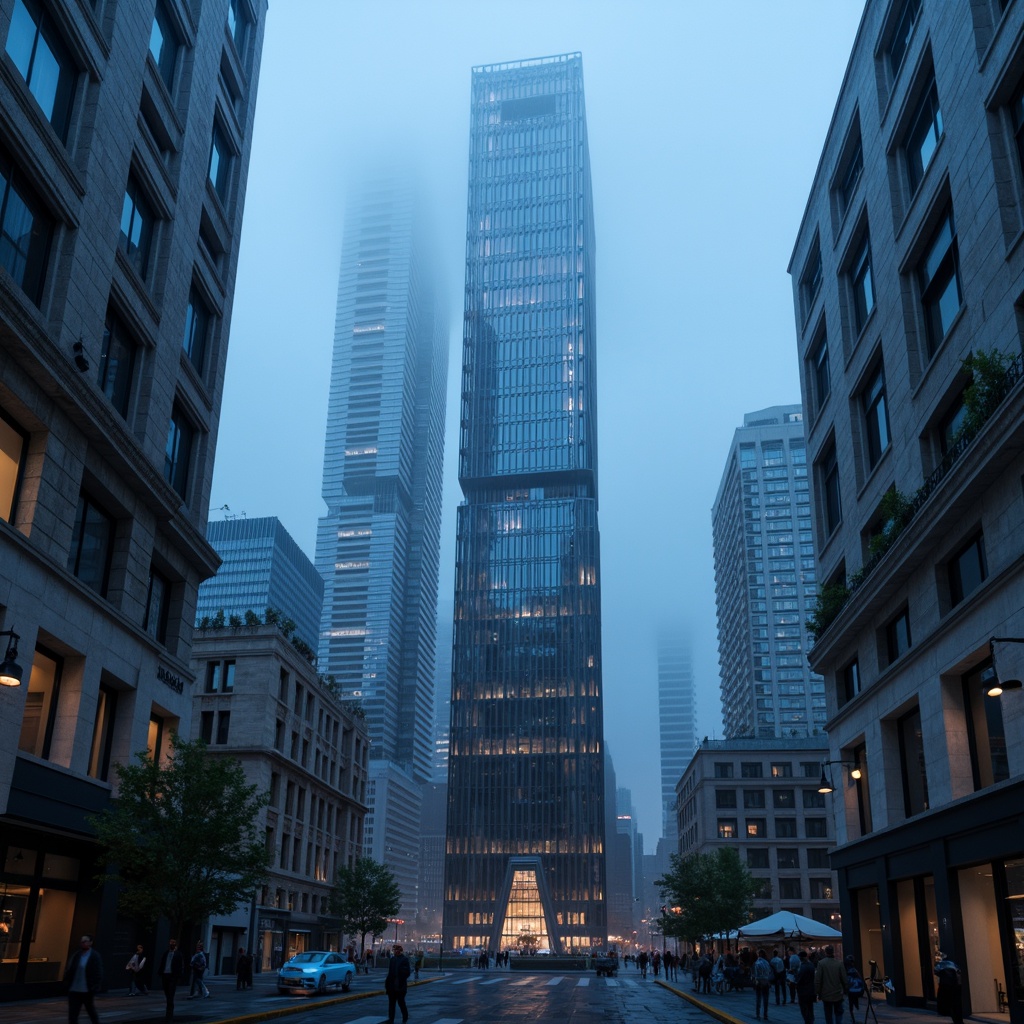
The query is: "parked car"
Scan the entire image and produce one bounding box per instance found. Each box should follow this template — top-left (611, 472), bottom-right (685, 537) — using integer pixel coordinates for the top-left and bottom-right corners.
top-left (277, 951), bottom-right (355, 995)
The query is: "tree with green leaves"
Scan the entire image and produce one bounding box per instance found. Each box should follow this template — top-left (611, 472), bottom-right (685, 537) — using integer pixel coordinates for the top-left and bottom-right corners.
top-left (90, 735), bottom-right (269, 943)
top-left (328, 857), bottom-right (401, 955)
top-left (656, 847), bottom-right (760, 947)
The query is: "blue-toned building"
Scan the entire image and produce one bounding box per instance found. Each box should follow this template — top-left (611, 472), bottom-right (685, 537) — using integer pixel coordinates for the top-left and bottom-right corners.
top-left (657, 632), bottom-right (697, 842)
top-left (197, 517), bottom-right (323, 650)
top-left (315, 176), bottom-right (448, 922)
top-left (443, 53), bottom-right (607, 955)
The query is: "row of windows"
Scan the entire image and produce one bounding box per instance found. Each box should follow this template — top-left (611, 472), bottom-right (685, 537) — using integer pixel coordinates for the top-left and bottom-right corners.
top-left (746, 847), bottom-right (832, 870)
top-left (717, 817), bottom-right (829, 839)
top-left (715, 789), bottom-right (827, 809)
top-left (713, 760), bottom-right (820, 779)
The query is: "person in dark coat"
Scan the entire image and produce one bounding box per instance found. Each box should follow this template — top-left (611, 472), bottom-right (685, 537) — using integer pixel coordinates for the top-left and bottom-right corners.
top-left (795, 949), bottom-right (818, 1024)
top-left (934, 956), bottom-right (963, 1024)
top-left (158, 938), bottom-right (184, 1024)
top-left (385, 942), bottom-right (411, 1024)
top-left (64, 934), bottom-right (104, 1024)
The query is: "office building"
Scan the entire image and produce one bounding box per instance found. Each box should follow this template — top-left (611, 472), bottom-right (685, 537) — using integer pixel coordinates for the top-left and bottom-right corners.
top-left (416, 780), bottom-right (447, 943)
top-left (190, 625), bottom-right (368, 970)
top-left (443, 52), bottom-right (607, 955)
top-left (657, 632), bottom-right (697, 840)
top-left (676, 738), bottom-right (837, 926)
top-left (0, 0), bottom-right (265, 999)
top-left (315, 176), bottom-right (448, 923)
top-left (712, 407), bottom-right (824, 739)
top-left (790, 1), bottom-right (1024, 1015)
top-left (197, 516), bottom-right (324, 650)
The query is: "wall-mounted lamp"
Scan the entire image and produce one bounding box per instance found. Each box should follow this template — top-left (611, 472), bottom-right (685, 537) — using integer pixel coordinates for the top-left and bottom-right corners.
top-left (0, 629), bottom-right (24, 687)
top-left (817, 759), bottom-right (862, 794)
top-left (985, 636), bottom-right (1024, 697)
top-left (73, 337), bottom-right (90, 373)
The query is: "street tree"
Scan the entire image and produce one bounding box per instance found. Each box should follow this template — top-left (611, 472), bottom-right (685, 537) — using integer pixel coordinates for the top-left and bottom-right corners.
top-left (656, 847), bottom-right (759, 948)
top-left (328, 857), bottom-right (401, 955)
top-left (91, 734), bottom-right (269, 943)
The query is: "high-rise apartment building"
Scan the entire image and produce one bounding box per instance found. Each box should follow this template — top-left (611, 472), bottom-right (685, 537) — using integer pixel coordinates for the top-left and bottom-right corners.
top-left (0, 0), bottom-right (265, 999)
top-left (444, 52), bottom-right (607, 955)
top-left (657, 632), bottom-right (697, 841)
top-left (790, 1), bottom-right (1024, 1014)
top-left (315, 176), bottom-right (447, 922)
top-left (197, 517), bottom-right (324, 649)
top-left (712, 407), bottom-right (824, 739)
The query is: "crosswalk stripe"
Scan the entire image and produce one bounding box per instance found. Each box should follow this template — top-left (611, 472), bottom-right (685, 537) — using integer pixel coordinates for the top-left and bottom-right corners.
top-left (511, 978), bottom-right (533, 985)
top-left (577, 977), bottom-right (590, 987)
top-left (340, 1017), bottom-right (384, 1024)
top-left (480, 977), bottom-right (508, 985)
top-left (546, 976), bottom-right (564, 986)
top-left (606, 978), bottom-right (620, 986)
top-left (451, 976), bottom-right (482, 985)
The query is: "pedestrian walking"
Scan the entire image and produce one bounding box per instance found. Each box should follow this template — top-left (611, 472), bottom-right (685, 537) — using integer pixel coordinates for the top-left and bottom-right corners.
top-left (771, 948), bottom-right (787, 1004)
top-left (159, 939), bottom-right (184, 1024)
top-left (814, 945), bottom-right (848, 1024)
top-left (65, 934), bottom-right (103, 1024)
top-left (753, 948), bottom-right (774, 1021)
top-left (235, 947), bottom-right (253, 991)
top-left (795, 949), bottom-right (817, 1024)
top-left (845, 956), bottom-right (865, 1015)
top-left (935, 955), bottom-right (963, 1024)
top-left (189, 941), bottom-right (210, 999)
top-left (385, 942), bottom-right (411, 1024)
top-left (126, 943), bottom-right (148, 995)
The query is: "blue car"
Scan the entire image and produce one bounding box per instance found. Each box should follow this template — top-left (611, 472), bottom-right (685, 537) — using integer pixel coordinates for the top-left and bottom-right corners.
top-left (277, 951), bottom-right (355, 995)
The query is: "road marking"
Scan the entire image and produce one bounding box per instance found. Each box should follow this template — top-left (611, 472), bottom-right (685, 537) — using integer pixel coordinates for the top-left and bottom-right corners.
top-left (451, 976), bottom-right (482, 985)
top-left (511, 977), bottom-right (533, 985)
top-left (341, 1017), bottom-right (385, 1024)
top-left (606, 978), bottom-right (620, 986)
top-left (546, 976), bottom-right (564, 986)
top-left (577, 977), bottom-right (590, 987)
top-left (480, 977), bottom-right (509, 985)
top-left (430, 1019), bottom-right (465, 1024)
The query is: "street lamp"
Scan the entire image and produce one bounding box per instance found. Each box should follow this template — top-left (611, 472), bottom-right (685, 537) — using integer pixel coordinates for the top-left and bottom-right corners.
top-left (817, 760), bottom-right (863, 794)
top-left (985, 637), bottom-right (1024, 696)
top-left (0, 629), bottom-right (24, 687)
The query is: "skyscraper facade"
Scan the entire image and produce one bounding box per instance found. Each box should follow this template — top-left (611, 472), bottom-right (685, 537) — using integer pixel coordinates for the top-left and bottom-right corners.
top-left (0, 0), bottom-right (266, 998)
top-left (197, 516), bottom-right (324, 649)
top-left (315, 176), bottom-right (447, 919)
top-left (444, 52), bottom-right (607, 955)
top-left (657, 632), bottom-right (697, 841)
top-left (712, 407), bottom-right (824, 739)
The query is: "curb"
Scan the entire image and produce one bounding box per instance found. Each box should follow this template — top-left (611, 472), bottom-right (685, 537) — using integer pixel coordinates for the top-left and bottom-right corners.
top-left (204, 974), bottom-right (449, 1024)
top-left (656, 979), bottom-right (749, 1024)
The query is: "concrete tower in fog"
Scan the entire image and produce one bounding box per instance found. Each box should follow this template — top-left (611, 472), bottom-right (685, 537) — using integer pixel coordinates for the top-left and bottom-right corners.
top-left (658, 633), bottom-right (697, 840)
top-left (444, 52), bottom-right (607, 955)
top-left (315, 176), bottom-right (448, 921)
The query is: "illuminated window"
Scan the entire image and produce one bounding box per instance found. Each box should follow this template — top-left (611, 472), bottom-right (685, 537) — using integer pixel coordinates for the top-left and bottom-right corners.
top-left (17, 646), bottom-right (63, 759)
top-left (0, 408), bottom-right (29, 523)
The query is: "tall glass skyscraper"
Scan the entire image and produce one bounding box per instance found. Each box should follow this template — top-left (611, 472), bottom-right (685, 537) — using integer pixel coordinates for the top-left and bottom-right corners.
top-left (315, 176), bottom-right (448, 918)
top-left (443, 53), bottom-right (607, 955)
top-left (657, 633), bottom-right (697, 841)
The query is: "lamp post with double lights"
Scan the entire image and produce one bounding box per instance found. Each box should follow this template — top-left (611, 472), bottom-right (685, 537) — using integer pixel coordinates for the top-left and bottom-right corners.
top-left (984, 636), bottom-right (1024, 697)
top-left (817, 759), bottom-right (864, 795)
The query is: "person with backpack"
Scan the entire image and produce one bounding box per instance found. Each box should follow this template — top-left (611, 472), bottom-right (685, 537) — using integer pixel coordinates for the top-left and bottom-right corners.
top-left (188, 941), bottom-right (210, 999)
top-left (753, 948), bottom-right (774, 1020)
top-left (845, 956), bottom-right (865, 1014)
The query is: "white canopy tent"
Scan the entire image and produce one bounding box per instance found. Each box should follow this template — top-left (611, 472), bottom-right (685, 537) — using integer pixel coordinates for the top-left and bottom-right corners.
top-left (737, 911), bottom-right (842, 941)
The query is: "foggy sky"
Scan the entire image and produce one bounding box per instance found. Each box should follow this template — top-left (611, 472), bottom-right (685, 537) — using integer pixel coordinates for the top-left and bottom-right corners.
top-left (213, 0), bottom-right (866, 853)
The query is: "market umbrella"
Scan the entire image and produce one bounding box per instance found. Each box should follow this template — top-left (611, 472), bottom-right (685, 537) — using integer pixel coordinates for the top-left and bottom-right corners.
top-left (737, 911), bottom-right (842, 941)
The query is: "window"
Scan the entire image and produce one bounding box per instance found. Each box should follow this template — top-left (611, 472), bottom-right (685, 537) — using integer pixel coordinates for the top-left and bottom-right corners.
top-left (215, 710), bottom-right (230, 744)
top-left (68, 491), bottom-right (115, 595)
top-left (200, 710), bottom-right (213, 743)
top-left (164, 403), bottom-right (194, 498)
top-left (226, 0), bottom-right (247, 52)
top-left (810, 878), bottom-right (834, 900)
top-left (819, 441), bottom-right (842, 536)
top-left (98, 309), bottom-right (137, 419)
top-left (746, 818), bottom-right (766, 838)
top-left (1011, 77), bottom-right (1024, 181)
top-left (837, 133), bottom-right (863, 220)
top-left (5, 0), bottom-right (77, 140)
top-left (775, 848), bottom-right (800, 870)
top-left (747, 848), bottom-right (769, 869)
top-left (948, 532), bottom-right (986, 606)
top-left (773, 789), bottom-right (796, 809)
top-left (963, 664), bottom-right (1008, 789)
top-left (810, 333), bottom-right (830, 416)
top-left (278, 669), bottom-right (288, 703)
top-left (800, 240), bottom-right (822, 319)
top-left (801, 761), bottom-right (820, 778)
top-left (905, 80), bottom-right (943, 193)
top-left (119, 177), bottom-right (155, 280)
top-left (148, 2), bottom-right (178, 91)
top-left (898, 705), bottom-right (929, 815)
top-left (803, 789), bottom-right (826, 808)
top-left (0, 146), bottom-right (54, 304)
top-left (205, 660), bottom-right (235, 693)
top-left (886, 607), bottom-right (912, 664)
top-left (88, 684), bottom-right (117, 780)
top-left (852, 741), bottom-right (873, 834)
top-left (842, 659), bottom-right (861, 703)
top-left (143, 566), bottom-right (170, 643)
top-left (1, 408), bottom-right (29, 523)
top-left (208, 122), bottom-right (232, 203)
top-left (148, 713), bottom-right (166, 763)
top-left (849, 234), bottom-right (875, 335)
top-left (887, 0), bottom-right (921, 77)
top-left (743, 790), bottom-right (766, 809)
top-left (18, 646), bottom-right (62, 759)
top-left (771, 762), bottom-right (793, 778)
top-left (716, 789), bottom-right (737, 809)
top-left (717, 819), bottom-right (737, 840)
top-left (779, 878), bottom-right (803, 900)
top-left (741, 762), bottom-right (763, 779)
top-left (776, 818), bottom-right (797, 838)
top-left (807, 848), bottom-right (830, 869)
top-left (919, 208), bottom-right (961, 355)
top-left (939, 392), bottom-right (967, 455)
top-left (182, 285), bottom-right (211, 374)
top-left (860, 361), bottom-right (891, 469)
top-left (805, 817), bottom-right (828, 838)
